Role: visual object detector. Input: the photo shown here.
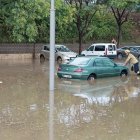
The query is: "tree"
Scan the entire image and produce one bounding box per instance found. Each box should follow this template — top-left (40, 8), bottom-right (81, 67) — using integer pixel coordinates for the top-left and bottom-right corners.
top-left (65, 0), bottom-right (98, 54)
top-left (108, 0), bottom-right (139, 47)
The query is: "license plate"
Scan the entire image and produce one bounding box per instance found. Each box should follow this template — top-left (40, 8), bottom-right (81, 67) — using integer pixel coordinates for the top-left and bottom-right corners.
top-left (63, 75), bottom-right (72, 78)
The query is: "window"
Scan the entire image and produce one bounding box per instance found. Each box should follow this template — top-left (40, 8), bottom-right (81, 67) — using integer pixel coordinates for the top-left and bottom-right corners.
top-left (87, 45), bottom-right (94, 51)
top-left (95, 45), bottom-right (105, 51)
top-left (113, 45), bottom-right (116, 50)
top-left (69, 57), bottom-right (91, 65)
top-left (44, 46), bottom-right (49, 51)
top-left (56, 46), bottom-right (71, 52)
top-left (108, 45), bottom-right (113, 51)
top-left (94, 59), bottom-right (103, 67)
top-left (130, 47), bottom-right (139, 52)
top-left (102, 59), bottom-right (114, 67)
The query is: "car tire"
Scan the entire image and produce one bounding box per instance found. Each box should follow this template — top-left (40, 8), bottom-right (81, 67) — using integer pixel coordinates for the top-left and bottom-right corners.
top-left (87, 74), bottom-right (96, 81)
top-left (117, 53), bottom-right (123, 60)
top-left (120, 70), bottom-right (127, 77)
top-left (40, 55), bottom-right (45, 63)
top-left (57, 57), bottom-right (62, 64)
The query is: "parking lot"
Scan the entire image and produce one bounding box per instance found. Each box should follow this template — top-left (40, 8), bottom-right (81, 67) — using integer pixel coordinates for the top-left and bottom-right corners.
top-left (0, 59), bottom-right (140, 140)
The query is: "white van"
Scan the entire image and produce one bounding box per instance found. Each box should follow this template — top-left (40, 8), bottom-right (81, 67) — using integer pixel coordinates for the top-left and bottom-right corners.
top-left (81, 43), bottom-right (117, 59)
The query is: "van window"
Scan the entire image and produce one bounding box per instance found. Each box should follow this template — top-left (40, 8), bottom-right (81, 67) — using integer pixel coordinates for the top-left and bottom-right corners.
top-left (95, 45), bottom-right (105, 51)
top-left (113, 45), bottom-right (116, 50)
top-left (87, 45), bottom-right (94, 51)
top-left (108, 45), bottom-right (114, 51)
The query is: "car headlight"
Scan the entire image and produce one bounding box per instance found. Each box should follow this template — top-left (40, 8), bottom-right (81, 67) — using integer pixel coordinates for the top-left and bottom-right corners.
top-left (63, 55), bottom-right (70, 59)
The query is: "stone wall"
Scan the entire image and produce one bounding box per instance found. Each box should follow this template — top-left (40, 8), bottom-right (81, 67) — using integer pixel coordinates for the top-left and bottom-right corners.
top-left (0, 43), bottom-right (90, 59)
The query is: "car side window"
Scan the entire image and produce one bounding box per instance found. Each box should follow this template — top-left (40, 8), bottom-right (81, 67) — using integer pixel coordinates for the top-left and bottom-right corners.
top-left (130, 47), bottom-right (138, 52)
top-left (44, 46), bottom-right (49, 51)
top-left (95, 45), bottom-right (105, 51)
top-left (87, 45), bottom-right (94, 51)
top-left (102, 59), bottom-right (115, 67)
top-left (94, 59), bottom-right (103, 67)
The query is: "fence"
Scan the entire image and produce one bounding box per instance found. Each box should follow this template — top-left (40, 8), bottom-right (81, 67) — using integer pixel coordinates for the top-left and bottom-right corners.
top-left (0, 43), bottom-right (90, 59)
top-left (0, 43), bottom-right (89, 54)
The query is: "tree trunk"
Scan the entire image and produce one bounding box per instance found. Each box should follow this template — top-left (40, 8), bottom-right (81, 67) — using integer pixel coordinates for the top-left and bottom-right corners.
top-left (117, 25), bottom-right (121, 48)
top-left (78, 34), bottom-right (82, 55)
top-left (32, 43), bottom-right (35, 59)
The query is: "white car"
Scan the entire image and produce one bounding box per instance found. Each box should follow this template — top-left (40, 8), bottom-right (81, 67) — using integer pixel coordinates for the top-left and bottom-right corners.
top-left (81, 43), bottom-right (117, 59)
top-left (40, 44), bottom-right (77, 63)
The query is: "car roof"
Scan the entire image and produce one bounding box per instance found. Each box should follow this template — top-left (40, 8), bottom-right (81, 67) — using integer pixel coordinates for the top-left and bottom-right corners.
top-left (122, 45), bottom-right (140, 48)
top-left (43, 44), bottom-right (66, 48)
top-left (91, 43), bottom-right (116, 45)
top-left (77, 56), bottom-right (108, 59)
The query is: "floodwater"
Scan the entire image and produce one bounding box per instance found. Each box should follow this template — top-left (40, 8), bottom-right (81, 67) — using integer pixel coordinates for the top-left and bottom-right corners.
top-left (0, 59), bottom-right (140, 140)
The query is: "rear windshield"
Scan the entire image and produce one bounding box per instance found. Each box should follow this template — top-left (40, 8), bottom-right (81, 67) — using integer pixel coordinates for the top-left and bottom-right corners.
top-left (69, 57), bottom-right (91, 65)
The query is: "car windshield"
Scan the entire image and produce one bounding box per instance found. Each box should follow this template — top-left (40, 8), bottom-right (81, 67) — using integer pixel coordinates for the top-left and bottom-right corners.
top-left (69, 57), bottom-right (91, 65)
top-left (56, 46), bottom-right (71, 52)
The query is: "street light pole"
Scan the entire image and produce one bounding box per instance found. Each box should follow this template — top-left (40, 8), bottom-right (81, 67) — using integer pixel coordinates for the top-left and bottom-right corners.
top-left (49, 0), bottom-right (55, 91)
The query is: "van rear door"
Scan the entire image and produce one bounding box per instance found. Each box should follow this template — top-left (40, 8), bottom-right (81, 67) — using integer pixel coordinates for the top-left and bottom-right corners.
top-left (107, 45), bottom-right (117, 57)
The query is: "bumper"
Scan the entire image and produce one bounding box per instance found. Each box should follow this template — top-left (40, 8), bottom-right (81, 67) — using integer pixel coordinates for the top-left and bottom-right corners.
top-left (57, 72), bottom-right (88, 80)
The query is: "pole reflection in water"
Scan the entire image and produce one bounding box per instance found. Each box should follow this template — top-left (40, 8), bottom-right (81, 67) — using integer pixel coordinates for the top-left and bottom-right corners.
top-left (49, 91), bottom-right (54, 140)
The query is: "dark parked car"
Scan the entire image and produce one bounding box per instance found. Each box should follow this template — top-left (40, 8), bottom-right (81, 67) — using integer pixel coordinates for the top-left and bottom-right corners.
top-left (117, 46), bottom-right (140, 60)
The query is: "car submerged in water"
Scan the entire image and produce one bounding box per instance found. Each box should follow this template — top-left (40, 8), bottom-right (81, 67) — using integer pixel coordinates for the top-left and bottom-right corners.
top-left (40, 44), bottom-right (77, 64)
top-left (57, 56), bottom-right (129, 80)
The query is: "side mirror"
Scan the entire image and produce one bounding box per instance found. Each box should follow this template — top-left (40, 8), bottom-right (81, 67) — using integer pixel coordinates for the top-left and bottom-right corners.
top-left (114, 63), bottom-right (117, 67)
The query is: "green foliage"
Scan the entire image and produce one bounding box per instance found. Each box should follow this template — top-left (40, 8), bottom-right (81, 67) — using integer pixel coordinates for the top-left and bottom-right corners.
top-left (108, 0), bottom-right (139, 9)
top-left (0, 0), bottom-right (139, 44)
top-left (1, 0), bottom-right (50, 42)
top-left (55, 2), bottom-right (76, 42)
top-left (85, 6), bottom-right (116, 41)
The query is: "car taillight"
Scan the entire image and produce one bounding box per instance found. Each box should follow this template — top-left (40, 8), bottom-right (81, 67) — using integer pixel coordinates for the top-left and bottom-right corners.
top-left (58, 67), bottom-right (61, 71)
top-left (74, 68), bottom-right (83, 72)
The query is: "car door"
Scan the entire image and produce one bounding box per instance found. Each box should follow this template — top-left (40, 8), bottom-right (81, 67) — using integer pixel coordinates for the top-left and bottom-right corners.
top-left (102, 59), bottom-right (120, 76)
top-left (85, 45), bottom-right (94, 56)
top-left (43, 45), bottom-right (50, 60)
top-left (108, 45), bottom-right (117, 56)
top-left (93, 58), bottom-right (107, 77)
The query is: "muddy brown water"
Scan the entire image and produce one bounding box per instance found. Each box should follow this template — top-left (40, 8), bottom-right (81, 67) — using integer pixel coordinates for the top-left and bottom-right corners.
top-left (0, 59), bottom-right (140, 140)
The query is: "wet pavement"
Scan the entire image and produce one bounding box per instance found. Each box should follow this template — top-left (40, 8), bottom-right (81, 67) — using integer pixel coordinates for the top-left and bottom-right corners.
top-left (0, 59), bottom-right (140, 140)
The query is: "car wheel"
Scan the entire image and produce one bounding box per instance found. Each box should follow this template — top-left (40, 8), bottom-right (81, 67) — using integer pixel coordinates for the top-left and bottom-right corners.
top-left (87, 74), bottom-right (96, 81)
top-left (117, 53), bottom-right (123, 60)
top-left (120, 70), bottom-right (127, 77)
top-left (40, 55), bottom-right (45, 63)
top-left (57, 57), bottom-right (62, 64)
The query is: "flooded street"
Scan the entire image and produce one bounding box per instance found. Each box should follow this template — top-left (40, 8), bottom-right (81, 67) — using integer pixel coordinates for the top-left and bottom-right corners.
top-left (0, 59), bottom-right (140, 140)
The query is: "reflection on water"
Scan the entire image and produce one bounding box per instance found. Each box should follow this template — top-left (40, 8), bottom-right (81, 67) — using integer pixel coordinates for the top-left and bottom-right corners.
top-left (0, 59), bottom-right (140, 140)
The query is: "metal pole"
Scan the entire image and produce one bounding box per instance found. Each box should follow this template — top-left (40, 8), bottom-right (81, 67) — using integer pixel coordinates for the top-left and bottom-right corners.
top-left (49, 91), bottom-right (54, 140)
top-left (49, 0), bottom-right (55, 91)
